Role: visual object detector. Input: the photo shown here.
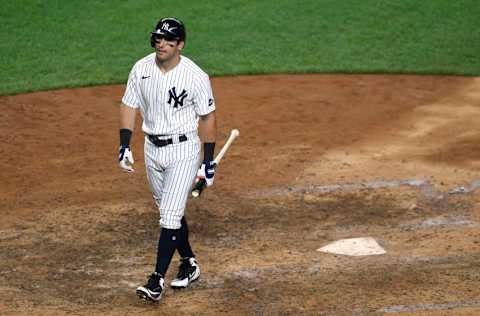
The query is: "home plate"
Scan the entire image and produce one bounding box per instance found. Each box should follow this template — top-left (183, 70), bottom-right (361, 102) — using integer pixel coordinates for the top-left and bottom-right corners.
top-left (317, 237), bottom-right (386, 256)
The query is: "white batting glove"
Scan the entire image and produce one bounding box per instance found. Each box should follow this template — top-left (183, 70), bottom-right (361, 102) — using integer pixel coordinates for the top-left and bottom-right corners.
top-left (119, 145), bottom-right (134, 173)
top-left (196, 161), bottom-right (216, 187)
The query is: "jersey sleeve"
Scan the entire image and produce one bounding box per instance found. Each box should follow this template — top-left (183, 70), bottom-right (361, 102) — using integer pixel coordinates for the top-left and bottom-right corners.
top-left (193, 74), bottom-right (216, 116)
top-left (121, 66), bottom-right (141, 109)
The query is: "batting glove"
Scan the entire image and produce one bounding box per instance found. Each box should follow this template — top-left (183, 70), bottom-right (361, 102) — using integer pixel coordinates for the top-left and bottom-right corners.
top-left (196, 160), bottom-right (216, 187)
top-left (119, 145), bottom-right (134, 173)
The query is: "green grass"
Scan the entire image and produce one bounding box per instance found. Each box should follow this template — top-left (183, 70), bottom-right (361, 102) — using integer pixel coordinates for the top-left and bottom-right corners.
top-left (1, 0), bottom-right (479, 95)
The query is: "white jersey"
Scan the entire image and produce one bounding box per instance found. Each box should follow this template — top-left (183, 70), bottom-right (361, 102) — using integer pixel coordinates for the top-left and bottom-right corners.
top-left (122, 53), bottom-right (216, 136)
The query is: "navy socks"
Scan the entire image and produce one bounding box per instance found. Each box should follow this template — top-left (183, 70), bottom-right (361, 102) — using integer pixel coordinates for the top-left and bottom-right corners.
top-left (155, 217), bottom-right (195, 276)
top-left (155, 228), bottom-right (178, 276)
top-left (177, 217), bottom-right (195, 258)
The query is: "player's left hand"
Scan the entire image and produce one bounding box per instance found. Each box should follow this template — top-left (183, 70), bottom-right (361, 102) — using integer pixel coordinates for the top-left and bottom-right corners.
top-left (196, 160), bottom-right (216, 187)
top-left (119, 145), bottom-right (135, 173)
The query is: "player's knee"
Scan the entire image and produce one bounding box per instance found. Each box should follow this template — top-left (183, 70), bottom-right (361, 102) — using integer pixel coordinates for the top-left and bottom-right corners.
top-left (159, 211), bottom-right (183, 230)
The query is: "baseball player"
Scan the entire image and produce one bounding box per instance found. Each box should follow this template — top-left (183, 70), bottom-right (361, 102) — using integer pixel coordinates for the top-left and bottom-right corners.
top-left (118, 17), bottom-right (217, 302)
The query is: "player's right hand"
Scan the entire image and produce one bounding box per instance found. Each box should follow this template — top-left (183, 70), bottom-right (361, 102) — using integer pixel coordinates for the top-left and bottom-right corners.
top-left (119, 145), bottom-right (134, 173)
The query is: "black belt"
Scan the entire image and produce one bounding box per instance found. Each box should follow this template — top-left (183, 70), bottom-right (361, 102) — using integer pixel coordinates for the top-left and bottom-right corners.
top-left (147, 134), bottom-right (188, 147)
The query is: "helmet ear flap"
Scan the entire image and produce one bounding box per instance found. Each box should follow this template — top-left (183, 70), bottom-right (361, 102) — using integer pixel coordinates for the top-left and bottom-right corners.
top-left (150, 34), bottom-right (156, 47)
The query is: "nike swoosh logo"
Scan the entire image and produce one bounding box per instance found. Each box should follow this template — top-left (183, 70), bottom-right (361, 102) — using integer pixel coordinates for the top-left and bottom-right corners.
top-left (141, 76), bottom-right (150, 79)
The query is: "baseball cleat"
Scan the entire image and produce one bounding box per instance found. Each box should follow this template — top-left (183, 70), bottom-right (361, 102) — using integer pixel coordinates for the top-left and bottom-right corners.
top-left (170, 257), bottom-right (200, 289)
top-left (136, 272), bottom-right (164, 302)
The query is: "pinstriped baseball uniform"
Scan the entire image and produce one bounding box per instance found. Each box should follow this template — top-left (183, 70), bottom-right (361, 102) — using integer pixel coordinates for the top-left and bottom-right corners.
top-left (122, 53), bottom-right (215, 229)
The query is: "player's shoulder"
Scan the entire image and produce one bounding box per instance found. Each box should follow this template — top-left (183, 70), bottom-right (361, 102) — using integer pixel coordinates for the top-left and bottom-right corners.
top-left (180, 56), bottom-right (210, 79)
top-left (131, 53), bottom-right (156, 71)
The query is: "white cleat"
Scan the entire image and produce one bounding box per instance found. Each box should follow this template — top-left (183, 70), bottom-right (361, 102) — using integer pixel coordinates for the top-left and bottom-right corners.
top-left (171, 257), bottom-right (200, 289)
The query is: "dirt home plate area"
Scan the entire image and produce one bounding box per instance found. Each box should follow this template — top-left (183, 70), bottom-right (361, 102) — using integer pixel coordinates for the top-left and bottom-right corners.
top-left (1, 74), bottom-right (480, 315)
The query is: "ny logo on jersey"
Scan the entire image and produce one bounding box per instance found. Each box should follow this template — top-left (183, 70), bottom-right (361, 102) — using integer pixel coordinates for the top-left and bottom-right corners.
top-left (168, 87), bottom-right (188, 108)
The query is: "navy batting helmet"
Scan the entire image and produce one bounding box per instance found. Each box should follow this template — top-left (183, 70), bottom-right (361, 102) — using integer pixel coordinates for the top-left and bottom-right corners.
top-left (150, 17), bottom-right (186, 47)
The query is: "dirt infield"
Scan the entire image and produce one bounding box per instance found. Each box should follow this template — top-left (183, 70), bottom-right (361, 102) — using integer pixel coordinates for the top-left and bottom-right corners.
top-left (1, 74), bottom-right (480, 315)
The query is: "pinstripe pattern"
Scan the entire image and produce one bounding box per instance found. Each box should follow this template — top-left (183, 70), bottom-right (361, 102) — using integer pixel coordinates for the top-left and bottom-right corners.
top-left (144, 137), bottom-right (200, 229)
top-left (122, 53), bottom-right (215, 135)
top-left (122, 52), bottom-right (214, 229)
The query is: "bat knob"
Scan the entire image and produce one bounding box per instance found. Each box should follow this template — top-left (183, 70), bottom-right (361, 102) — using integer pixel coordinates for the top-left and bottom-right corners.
top-left (191, 178), bottom-right (207, 197)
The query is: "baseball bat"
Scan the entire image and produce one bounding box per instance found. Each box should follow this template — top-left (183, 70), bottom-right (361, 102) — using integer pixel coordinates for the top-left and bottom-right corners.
top-left (192, 129), bottom-right (240, 197)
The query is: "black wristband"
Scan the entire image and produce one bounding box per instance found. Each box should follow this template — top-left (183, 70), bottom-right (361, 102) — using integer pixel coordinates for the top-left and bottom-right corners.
top-left (120, 128), bottom-right (132, 147)
top-left (203, 142), bottom-right (215, 162)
